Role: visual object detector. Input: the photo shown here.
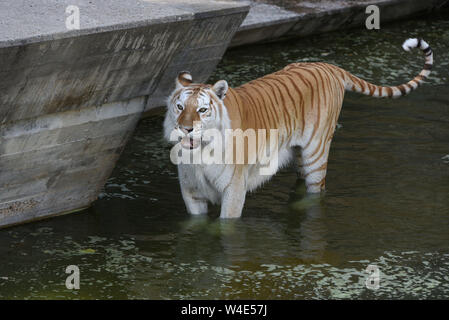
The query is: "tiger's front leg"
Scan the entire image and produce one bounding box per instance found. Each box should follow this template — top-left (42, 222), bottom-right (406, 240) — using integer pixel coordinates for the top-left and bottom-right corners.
top-left (220, 167), bottom-right (247, 218)
top-left (180, 184), bottom-right (208, 215)
top-left (178, 165), bottom-right (208, 215)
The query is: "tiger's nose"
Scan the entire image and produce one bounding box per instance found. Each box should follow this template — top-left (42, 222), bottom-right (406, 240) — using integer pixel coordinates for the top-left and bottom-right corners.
top-left (180, 126), bottom-right (193, 134)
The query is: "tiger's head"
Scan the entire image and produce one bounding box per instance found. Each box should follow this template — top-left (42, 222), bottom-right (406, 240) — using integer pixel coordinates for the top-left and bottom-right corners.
top-left (163, 71), bottom-right (230, 150)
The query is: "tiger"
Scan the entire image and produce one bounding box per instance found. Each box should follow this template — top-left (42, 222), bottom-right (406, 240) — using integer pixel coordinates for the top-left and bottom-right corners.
top-left (163, 38), bottom-right (433, 218)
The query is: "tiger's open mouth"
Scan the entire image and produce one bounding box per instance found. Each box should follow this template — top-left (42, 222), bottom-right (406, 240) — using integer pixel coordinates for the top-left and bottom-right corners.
top-left (180, 136), bottom-right (201, 150)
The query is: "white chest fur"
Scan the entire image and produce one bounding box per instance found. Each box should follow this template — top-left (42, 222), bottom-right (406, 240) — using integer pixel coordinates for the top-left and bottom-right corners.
top-left (177, 143), bottom-right (294, 205)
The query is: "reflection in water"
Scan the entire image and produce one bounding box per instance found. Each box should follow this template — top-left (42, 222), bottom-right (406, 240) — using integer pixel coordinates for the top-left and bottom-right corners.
top-left (1, 11), bottom-right (449, 299)
top-left (294, 192), bottom-right (327, 263)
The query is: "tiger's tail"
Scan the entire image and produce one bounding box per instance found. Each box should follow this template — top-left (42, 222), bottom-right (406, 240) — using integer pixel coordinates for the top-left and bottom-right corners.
top-left (342, 38), bottom-right (433, 98)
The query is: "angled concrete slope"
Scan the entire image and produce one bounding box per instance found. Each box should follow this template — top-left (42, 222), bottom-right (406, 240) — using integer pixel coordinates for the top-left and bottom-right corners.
top-left (0, 0), bottom-right (249, 227)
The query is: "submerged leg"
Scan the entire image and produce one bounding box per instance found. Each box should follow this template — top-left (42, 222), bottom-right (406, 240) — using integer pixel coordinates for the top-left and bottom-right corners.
top-left (220, 166), bottom-right (247, 218)
top-left (300, 137), bottom-right (332, 193)
top-left (296, 147), bottom-right (307, 180)
top-left (180, 185), bottom-right (208, 215)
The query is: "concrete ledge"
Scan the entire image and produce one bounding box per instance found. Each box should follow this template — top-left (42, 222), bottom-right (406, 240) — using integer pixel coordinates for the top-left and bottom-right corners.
top-left (230, 0), bottom-right (449, 47)
top-left (0, 0), bottom-right (249, 228)
top-left (0, 0), bottom-right (248, 47)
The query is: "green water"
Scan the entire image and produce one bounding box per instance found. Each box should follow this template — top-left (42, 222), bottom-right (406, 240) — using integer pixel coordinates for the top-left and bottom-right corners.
top-left (1, 13), bottom-right (449, 299)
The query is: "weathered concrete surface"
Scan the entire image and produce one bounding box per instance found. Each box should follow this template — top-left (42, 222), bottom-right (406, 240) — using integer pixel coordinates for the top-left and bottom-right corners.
top-left (145, 2), bottom-right (250, 109)
top-left (0, 0), bottom-right (249, 228)
top-left (230, 0), bottom-right (449, 47)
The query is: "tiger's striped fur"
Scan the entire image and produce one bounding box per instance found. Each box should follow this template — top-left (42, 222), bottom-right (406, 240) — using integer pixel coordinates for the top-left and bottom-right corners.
top-left (163, 38), bottom-right (433, 218)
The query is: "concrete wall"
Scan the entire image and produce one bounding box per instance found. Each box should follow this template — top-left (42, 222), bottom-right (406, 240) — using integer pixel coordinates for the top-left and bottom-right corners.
top-left (0, 0), bottom-right (248, 228)
top-left (231, 0), bottom-right (449, 47)
top-left (146, 3), bottom-right (250, 109)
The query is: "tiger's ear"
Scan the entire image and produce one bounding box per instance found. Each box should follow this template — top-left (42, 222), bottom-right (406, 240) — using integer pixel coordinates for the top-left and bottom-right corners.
top-left (212, 80), bottom-right (228, 100)
top-left (176, 71), bottom-right (193, 88)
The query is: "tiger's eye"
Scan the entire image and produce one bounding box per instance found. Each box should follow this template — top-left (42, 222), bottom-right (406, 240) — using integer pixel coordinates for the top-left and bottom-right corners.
top-left (176, 104), bottom-right (183, 111)
top-left (198, 108), bottom-right (207, 113)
